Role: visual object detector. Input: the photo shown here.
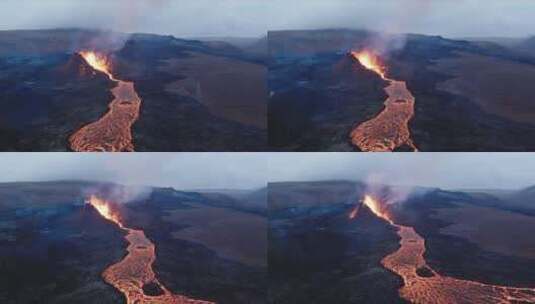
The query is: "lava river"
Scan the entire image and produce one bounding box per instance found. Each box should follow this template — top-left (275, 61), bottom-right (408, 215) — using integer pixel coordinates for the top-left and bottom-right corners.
top-left (87, 195), bottom-right (214, 304)
top-left (351, 195), bottom-right (535, 304)
top-left (69, 51), bottom-right (141, 152)
top-left (349, 51), bottom-right (418, 152)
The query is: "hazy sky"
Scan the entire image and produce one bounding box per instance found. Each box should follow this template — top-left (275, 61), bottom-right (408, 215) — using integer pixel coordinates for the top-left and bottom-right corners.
top-left (0, 153), bottom-right (268, 190)
top-left (2, 153), bottom-right (535, 190)
top-left (0, 0), bottom-right (533, 38)
top-left (268, 153), bottom-right (535, 190)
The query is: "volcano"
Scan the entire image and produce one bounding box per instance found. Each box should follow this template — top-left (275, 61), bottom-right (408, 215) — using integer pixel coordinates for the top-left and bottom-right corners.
top-left (0, 29), bottom-right (267, 151)
top-left (269, 180), bottom-right (535, 303)
top-left (0, 181), bottom-right (267, 304)
top-left (268, 29), bottom-right (535, 151)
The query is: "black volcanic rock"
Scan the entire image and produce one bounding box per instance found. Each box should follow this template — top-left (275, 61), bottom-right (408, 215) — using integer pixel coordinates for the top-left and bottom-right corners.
top-left (0, 52), bottom-right (113, 151)
top-left (111, 33), bottom-right (268, 151)
top-left (0, 183), bottom-right (127, 304)
top-left (416, 266), bottom-right (434, 278)
top-left (55, 53), bottom-right (96, 79)
top-left (142, 282), bottom-right (165, 296)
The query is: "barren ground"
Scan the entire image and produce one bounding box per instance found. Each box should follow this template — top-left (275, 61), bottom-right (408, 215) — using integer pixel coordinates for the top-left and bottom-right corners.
top-left (433, 203), bottom-right (535, 258)
top-left (432, 52), bottom-right (535, 124)
top-left (164, 204), bottom-right (267, 267)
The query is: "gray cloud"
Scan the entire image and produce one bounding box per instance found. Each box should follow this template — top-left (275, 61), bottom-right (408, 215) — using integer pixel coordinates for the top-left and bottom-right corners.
top-left (0, 0), bottom-right (533, 38)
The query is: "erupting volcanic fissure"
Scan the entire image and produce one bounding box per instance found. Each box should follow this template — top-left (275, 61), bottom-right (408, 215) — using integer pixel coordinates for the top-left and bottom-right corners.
top-left (78, 51), bottom-right (115, 80)
top-left (350, 195), bottom-right (535, 303)
top-left (352, 50), bottom-right (387, 80)
top-left (69, 51), bottom-right (142, 152)
top-left (350, 194), bottom-right (393, 224)
top-left (349, 50), bottom-right (418, 152)
top-left (86, 196), bottom-right (214, 304)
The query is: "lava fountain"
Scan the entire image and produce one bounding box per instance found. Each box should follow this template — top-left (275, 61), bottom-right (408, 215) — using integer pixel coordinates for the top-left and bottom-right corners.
top-left (352, 50), bottom-right (387, 80)
top-left (69, 51), bottom-right (142, 152)
top-left (87, 195), bottom-right (123, 227)
top-left (350, 194), bottom-right (535, 303)
top-left (86, 195), bottom-right (214, 304)
top-left (349, 50), bottom-right (418, 152)
top-left (78, 51), bottom-right (115, 80)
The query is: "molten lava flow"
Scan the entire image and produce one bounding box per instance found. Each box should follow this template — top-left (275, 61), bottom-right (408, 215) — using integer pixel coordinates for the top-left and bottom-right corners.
top-left (350, 194), bottom-right (535, 303)
top-left (87, 195), bottom-right (214, 304)
top-left (349, 50), bottom-right (418, 152)
top-left (70, 51), bottom-right (142, 152)
top-left (351, 50), bottom-right (387, 80)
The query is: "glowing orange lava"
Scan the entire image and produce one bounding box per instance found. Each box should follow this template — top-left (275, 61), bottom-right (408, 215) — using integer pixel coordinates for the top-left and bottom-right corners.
top-left (87, 195), bottom-right (214, 304)
top-left (70, 51), bottom-right (142, 152)
top-left (363, 195), bottom-right (392, 222)
top-left (87, 195), bottom-right (123, 228)
top-left (79, 51), bottom-right (115, 80)
top-left (350, 194), bottom-right (535, 303)
top-left (349, 50), bottom-right (418, 152)
top-left (351, 50), bottom-right (387, 80)
top-left (349, 195), bottom-right (394, 224)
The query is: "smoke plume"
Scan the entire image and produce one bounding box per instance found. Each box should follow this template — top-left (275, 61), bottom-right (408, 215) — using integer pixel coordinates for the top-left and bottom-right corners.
top-left (358, 0), bottom-right (437, 57)
top-left (364, 173), bottom-right (431, 207)
top-left (82, 183), bottom-right (153, 205)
